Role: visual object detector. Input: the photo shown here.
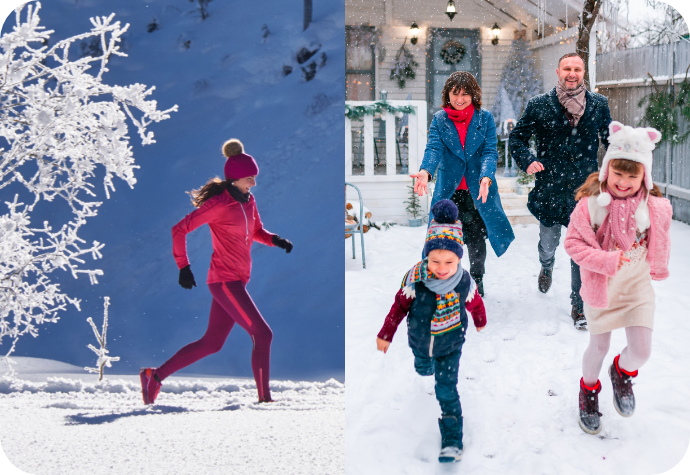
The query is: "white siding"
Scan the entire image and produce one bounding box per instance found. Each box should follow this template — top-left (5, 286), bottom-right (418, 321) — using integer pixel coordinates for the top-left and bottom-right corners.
top-left (530, 26), bottom-right (579, 92)
top-left (346, 176), bottom-right (432, 224)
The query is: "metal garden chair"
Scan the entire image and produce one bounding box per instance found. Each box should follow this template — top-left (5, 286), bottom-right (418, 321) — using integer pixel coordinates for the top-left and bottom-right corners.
top-left (345, 182), bottom-right (366, 269)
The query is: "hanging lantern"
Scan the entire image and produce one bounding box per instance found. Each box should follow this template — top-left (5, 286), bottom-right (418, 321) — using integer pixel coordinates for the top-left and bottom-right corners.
top-left (491, 23), bottom-right (501, 45)
top-left (446, 1), bottom-right (457, 21)
top-left (410, 22), bottom-right (419, 45)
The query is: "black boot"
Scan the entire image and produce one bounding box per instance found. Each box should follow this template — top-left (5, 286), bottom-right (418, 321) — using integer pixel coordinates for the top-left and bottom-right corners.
top-left (571, 303), bottom-right (587, 331)
top-left (579, 378), bottom-right (602, 434)
top-left (438, 415), bottom-right (463, 463)
top-left (538, 267), bottom-right (552, 293)
top-left (471, 274), bottom-right (484, 297)
top-left (609, 354), bottom-right (637, 417)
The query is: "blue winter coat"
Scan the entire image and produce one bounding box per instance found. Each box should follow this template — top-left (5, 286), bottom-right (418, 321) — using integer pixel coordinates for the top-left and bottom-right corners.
top-left (420, 108), bottom-right (515, 257)
top-left (508, 87), bottom-right (612, 227)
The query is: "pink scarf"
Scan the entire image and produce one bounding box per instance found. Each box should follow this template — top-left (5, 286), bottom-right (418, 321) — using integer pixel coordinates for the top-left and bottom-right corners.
top-left (596, 187), bottom-right (645, 252)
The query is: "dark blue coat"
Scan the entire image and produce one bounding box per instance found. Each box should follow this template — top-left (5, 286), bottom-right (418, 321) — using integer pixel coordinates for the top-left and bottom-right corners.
top-left (508, 87), bottom-right (612, 227)
top-left (407, 270), bottom-right (471, 358)
top-left (420, 109), bottom-right (515, 257)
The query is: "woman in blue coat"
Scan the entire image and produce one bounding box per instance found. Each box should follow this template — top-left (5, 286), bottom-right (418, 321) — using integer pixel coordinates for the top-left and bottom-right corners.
top-left (412, 72), bottom-right (514, 295)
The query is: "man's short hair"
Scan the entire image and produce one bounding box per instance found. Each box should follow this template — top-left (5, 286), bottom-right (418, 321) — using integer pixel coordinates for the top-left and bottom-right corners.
top-left (558, 52), bottom-right (585, 68)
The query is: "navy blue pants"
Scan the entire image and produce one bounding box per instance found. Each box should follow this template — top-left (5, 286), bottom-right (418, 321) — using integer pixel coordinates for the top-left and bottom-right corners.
top-left (412, 347), bottom-right (463, 418)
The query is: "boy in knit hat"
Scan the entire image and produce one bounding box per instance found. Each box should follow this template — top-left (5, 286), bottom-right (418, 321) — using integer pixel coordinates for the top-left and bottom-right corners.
top-left (376, 199), bottom-right (487, 463)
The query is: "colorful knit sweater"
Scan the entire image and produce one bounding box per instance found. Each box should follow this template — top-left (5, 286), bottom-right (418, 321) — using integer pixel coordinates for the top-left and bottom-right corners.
top-left (378, 273), bottom-right (486, 343)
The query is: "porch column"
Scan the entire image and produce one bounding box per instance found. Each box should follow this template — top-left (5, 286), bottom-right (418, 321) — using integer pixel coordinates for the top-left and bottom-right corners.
top-left (363, 114), bottom-right (375, 176)
top-left (345, 116), bottom-right (352, 177)
top-left (408, 106), bottom-right (419, 174)
top-left (385, 111), bottom-right (396, 175)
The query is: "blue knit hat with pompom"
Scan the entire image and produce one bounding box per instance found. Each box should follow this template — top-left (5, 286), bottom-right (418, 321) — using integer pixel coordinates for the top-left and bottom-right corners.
top-left (423, 199), bottom-right (464, 259)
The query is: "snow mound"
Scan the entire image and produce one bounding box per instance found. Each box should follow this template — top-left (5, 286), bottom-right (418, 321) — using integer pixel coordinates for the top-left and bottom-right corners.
top-left (0, 375), bottom-right (345, 396)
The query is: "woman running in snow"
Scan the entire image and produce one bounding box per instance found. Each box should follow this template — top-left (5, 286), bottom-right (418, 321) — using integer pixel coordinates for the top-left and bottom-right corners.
top-left (564, 121), bottom-right (672, 434)
top-left (140, 139), bottom-right (293, 405)
top-left (375, 200), bottom-right (486, 463)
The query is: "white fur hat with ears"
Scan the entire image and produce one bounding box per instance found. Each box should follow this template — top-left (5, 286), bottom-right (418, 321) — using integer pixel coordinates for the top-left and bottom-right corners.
top-left (599, 121), bottom-right (661, 192)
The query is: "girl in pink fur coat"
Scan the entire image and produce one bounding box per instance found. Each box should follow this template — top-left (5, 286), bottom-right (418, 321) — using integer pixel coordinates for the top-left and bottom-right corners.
top-left (564, 121), bottom-right (672, 435)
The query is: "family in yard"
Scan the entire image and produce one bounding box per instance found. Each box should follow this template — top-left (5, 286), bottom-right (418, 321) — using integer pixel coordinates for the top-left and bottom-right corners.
top-left (375, 53), bottom-right (672, 463)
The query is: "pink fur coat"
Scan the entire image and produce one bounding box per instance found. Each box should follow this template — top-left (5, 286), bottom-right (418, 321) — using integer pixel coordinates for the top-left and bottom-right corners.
top-left (564, 194), bottom-right (672, 309)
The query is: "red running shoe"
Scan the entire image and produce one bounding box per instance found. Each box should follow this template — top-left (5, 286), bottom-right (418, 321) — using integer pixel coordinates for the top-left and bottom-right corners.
top-left (140, 368), bottom-right (162, 405)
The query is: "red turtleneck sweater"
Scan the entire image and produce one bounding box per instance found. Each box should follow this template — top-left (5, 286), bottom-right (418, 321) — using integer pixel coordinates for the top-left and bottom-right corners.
top-left (443, 104), bottom-right (475, 191)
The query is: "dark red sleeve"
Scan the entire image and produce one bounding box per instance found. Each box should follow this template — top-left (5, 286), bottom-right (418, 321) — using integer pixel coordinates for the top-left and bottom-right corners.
top-left (465, 286), bottom-right (486, 328)
top-left (377, 288), bottom-right (414, 342)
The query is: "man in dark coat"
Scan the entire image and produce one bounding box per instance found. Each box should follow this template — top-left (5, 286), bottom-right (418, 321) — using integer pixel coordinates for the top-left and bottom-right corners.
top-left (509, 53), bottom-right (612, 330)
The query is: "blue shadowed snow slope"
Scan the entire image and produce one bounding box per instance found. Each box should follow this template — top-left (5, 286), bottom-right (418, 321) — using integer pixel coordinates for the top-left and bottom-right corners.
top-left (1, 0), bottom-right (344, 381)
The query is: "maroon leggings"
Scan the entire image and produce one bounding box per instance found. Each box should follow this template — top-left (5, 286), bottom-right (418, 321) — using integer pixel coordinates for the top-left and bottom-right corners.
top-left (156, 281), bottom-right (273, 400)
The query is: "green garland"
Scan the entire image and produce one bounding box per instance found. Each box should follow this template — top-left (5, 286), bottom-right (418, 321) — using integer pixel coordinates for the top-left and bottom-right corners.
top-left (638, 65), bottom-right (690, 145)
top-left (345, 101), bottom-right (416, 120)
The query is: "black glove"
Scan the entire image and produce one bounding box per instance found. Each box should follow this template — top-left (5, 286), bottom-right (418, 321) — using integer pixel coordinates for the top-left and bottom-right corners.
top-left (272, 235), bottom-right (293, 254)
top-left (179, 265), bottom-right (197, 289)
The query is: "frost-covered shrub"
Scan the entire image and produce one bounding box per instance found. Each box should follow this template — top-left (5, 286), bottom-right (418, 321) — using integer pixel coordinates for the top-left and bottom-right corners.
top-left (0, 3), bottom-right (177, 359)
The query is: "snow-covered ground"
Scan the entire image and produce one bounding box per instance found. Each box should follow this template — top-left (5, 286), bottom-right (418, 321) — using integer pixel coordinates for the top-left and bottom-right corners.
top-left (346, 221), bottom-right (690, 474)
top-left (0, 358), bottom-right (344, 474)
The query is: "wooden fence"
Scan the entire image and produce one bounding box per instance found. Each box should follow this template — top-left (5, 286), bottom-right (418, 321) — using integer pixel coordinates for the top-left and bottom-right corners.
top-left (596, 40), bottom-right (690, 224)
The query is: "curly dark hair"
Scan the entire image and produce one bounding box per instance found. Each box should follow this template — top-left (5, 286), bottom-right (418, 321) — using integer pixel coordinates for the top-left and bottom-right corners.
top-left (441, 71), bottom-right (482, 109)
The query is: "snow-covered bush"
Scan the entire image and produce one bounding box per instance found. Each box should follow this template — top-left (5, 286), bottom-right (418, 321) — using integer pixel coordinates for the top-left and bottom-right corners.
top-left (85, 296), bottom-right (119, 381)
top-left (0, 3), bottom-right (177, 360)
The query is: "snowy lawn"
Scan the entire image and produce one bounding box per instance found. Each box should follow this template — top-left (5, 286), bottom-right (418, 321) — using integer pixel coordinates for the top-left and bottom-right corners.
top-left (0, 358), bottom-right (344, 474)
top-left (346, 221), bottom-right (690, 474)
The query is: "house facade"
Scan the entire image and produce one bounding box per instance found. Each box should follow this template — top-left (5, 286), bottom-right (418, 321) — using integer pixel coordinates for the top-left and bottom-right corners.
top-left (345, 0), bottom-right (608, 223)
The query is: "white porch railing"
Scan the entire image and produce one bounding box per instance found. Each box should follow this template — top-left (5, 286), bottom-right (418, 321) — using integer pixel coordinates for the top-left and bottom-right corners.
top-left (345, 100), bottom-right (428, 178)
top-left (345, 100), bottom-right (429, 224)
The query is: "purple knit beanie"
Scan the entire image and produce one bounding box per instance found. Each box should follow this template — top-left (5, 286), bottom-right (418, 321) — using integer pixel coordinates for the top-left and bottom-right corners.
top-left (224, 153), bottom-right (259, 181)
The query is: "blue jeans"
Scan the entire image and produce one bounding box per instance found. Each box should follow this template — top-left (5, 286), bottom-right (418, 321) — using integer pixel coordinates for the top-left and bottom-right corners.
top-left (413, 347), bottom-right (463, 418)
top-left (538, 223), bottom-right (583, 307)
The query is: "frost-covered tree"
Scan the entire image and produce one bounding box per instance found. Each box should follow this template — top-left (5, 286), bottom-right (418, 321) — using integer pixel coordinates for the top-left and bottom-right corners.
top-left (491, 84), bottom-right (517, 127)
top-left (491, 31), bottom-right (542, 121)
top-left (0, 3), bottom-right (177, 360)
top-left (629, 3), bottom-right (688, 46)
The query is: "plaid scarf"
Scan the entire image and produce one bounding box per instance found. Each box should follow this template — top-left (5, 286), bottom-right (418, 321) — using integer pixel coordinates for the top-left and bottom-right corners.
top-left (401, 260), bottom-right (465, 336)
top-left (556, 81), bottom-right (586, 127)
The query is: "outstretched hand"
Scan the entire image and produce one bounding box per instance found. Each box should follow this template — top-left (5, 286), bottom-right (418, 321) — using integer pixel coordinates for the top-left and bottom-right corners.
top-left (272, 235), bottom-right (293, 253)
top-left (179, 265), bottom-right (196, 289)
top-left (410, 171), bottom-right (429, 196)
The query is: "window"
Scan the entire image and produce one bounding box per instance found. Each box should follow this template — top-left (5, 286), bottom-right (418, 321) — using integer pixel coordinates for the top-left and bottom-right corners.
top-left (346, 26), bottom-right (375, 101)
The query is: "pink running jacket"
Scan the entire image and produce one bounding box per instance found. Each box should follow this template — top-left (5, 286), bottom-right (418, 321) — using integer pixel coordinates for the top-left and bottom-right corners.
top-left (172, 190), bottom-right (275, 284)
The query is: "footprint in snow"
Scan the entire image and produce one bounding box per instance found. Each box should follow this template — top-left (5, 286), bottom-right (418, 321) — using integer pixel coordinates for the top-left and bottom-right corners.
top-left (479, 340), bottom-right (496, 363)
top-left (543, 318), bottom-right (560, 336)
top-left (500, 326), bottom-right (518, 341)
top-left (526, 426), bottom-right (546, 453)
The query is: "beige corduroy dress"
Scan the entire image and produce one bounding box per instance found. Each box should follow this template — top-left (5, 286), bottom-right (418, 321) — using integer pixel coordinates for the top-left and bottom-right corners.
top-left (584, 229), bottom-right (655, 334)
